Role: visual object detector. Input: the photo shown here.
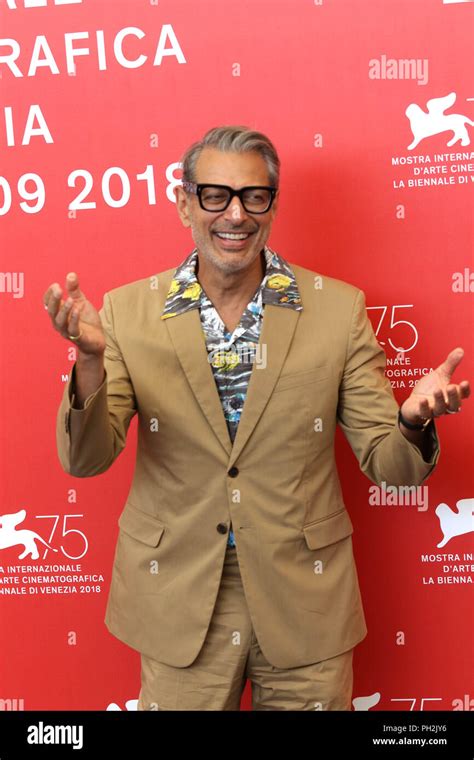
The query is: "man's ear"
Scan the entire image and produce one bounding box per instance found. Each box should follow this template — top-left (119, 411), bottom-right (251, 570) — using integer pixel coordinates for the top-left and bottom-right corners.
top-left (271, 189), bottom-right (279, 217)
top-left (174, 185), bottom-right (192, 228)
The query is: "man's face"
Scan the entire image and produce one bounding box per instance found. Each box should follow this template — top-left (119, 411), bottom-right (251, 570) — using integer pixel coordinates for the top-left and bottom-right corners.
top-left (174, 147), bottom-right (279, 276)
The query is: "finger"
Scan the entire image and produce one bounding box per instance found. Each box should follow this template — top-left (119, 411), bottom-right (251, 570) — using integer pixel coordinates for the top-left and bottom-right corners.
top-left (459, 380), bottom-right (471, 399)
top-left (65, 272), bottom-right (84, 300)
top-left (446, 384), bottom-right (461, 412)
top-left (65, 308), bottom-right (81, 340)
top-left (419, 398), bottom-right (431, 419)
top-left (54, 296), bottom-right (74, 332)
top-left (432, 388), bottom-right (447, 417)
top-left (438, 347), bottom-right (464, 380)
top-left (45, 283), bottom-right (63, 319)
top-left (44, 282), bottom-right (61, 308)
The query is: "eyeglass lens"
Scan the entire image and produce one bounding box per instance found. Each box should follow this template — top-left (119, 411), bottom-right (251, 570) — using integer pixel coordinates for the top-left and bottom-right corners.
top-left (200, 186), bottom-right (271, 212)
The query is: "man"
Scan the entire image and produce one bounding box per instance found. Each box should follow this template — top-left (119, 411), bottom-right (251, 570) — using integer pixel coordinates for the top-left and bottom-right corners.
top-left (44, 125), bottom-right (470, 711)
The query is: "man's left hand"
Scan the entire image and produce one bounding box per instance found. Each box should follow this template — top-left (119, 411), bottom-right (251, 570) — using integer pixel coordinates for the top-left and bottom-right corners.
top-left (400, 346), bottom-right (470, 425)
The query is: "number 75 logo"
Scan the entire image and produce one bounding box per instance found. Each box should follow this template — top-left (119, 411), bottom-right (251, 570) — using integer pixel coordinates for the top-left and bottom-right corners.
top-left (367, 305), bottom-right (418, 353)
top-left (36, 514), bottom-right (88, 560)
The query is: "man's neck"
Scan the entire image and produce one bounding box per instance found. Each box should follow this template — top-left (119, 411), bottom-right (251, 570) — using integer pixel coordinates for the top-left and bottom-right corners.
top-left (196, 249), bottom-right (266, 310)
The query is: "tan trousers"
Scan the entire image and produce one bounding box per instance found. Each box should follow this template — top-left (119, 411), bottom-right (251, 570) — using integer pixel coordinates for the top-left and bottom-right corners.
top-left (137, 543), bottom-right (354, 711)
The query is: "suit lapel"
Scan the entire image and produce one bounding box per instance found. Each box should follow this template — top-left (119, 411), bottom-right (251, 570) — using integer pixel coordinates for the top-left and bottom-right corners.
top-left (164, 302), bottom-right (301, 465)
top-left (164, 308), bottom-right (233, 456)
top-left (227, 304), bottom-right (300, 467)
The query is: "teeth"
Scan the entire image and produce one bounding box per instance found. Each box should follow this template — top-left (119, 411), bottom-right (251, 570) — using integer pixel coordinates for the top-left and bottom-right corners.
top-left (216, 232), bottom-right (250, 240)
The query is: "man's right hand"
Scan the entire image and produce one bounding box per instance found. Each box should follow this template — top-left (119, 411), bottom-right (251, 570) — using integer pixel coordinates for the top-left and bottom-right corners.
top-left (43, 272), bottom-right (106, 356)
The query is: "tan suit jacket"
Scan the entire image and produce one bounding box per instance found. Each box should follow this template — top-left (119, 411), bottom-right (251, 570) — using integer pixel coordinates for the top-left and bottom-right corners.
top-left (56, 262), bottom-right (440, 668)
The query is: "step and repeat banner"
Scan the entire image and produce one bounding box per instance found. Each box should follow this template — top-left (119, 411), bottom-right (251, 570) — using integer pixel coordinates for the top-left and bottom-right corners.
top-left (0, 0), bottom-right (472, 712)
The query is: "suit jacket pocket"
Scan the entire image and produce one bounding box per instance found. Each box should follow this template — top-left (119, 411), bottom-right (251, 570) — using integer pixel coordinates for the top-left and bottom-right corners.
top-left (272, 365), bottom-right (330, 394)
top-left (118, 503), bottom-right (165, 547)
top-left (293, 507), bottom-right (357, 613)
top-left (302, 507), bottom-right (353, 550)
top-left (115, 504), bottom-right (172, 596)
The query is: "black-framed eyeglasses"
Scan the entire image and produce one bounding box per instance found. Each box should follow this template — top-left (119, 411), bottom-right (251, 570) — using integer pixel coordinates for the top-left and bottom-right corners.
top-left (181, 181), bottom-right (277, 214)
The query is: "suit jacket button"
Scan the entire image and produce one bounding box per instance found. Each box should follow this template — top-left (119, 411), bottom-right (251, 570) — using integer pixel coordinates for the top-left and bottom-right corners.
top-left (228, 466), bottom-right (239, 477)
top-left (216, 523), bottom-right (228, 535)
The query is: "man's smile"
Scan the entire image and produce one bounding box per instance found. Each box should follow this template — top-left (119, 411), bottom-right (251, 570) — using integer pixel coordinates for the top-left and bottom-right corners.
top-left (212, 230), bottom-right (256, 249)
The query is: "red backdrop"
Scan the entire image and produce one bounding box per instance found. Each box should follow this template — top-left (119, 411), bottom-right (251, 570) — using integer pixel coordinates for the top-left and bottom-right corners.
top-left (0, 0), bottom-right (472, 712)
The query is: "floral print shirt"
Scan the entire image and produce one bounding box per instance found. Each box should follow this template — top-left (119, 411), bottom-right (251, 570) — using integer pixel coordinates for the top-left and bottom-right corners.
top-left (161, 244), bottom-right (303, 547)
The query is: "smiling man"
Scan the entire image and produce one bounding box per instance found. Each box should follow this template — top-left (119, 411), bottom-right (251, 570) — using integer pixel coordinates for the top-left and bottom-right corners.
top-left (47, 125), bottom-right (470, 711)
top-left (174, 145), bottom-right (281, 337)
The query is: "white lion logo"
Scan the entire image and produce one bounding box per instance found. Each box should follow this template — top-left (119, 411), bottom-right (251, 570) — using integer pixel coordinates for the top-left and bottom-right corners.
top-left (0, 509), bottom-right (58, 560)
top-left (405, 92), bottom-right (474, 150)
top-left (435, 498), bottom-right (474, 548)
top-left (352, 692), bottom-right (381, 711)
top-left (106, 699), bottom-right (138, 711)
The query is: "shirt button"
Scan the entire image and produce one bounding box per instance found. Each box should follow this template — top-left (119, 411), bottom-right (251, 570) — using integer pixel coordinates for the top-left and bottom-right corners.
top-left (228, 466), bottom-right (239, 477)
top-left (216, 523), bottom-right (228, 535)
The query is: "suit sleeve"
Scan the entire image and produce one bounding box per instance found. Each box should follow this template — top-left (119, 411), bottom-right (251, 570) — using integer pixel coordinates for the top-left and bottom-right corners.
top-left (55, 291), bottom-right (137, 477)
top-left (336, 288), bottom-right (440, 487)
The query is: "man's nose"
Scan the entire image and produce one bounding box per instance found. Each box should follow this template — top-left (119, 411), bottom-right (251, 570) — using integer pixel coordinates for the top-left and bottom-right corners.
top-left (224, 197), bottom-right (247, 222)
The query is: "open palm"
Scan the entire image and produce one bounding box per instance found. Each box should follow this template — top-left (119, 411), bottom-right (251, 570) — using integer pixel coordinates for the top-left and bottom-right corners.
top-left (43, 272), bottom-right (106, 356)
top-left (401, 347), bottom-right (470, 423)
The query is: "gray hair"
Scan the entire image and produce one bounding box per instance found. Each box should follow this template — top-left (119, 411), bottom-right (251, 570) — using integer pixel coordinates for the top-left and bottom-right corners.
top-left (180, 125), bottom-right (280, 188)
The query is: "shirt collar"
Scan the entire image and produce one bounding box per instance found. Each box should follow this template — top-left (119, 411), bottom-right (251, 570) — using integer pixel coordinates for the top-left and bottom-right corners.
top-left (160, 245), bottom-right (302, 320)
